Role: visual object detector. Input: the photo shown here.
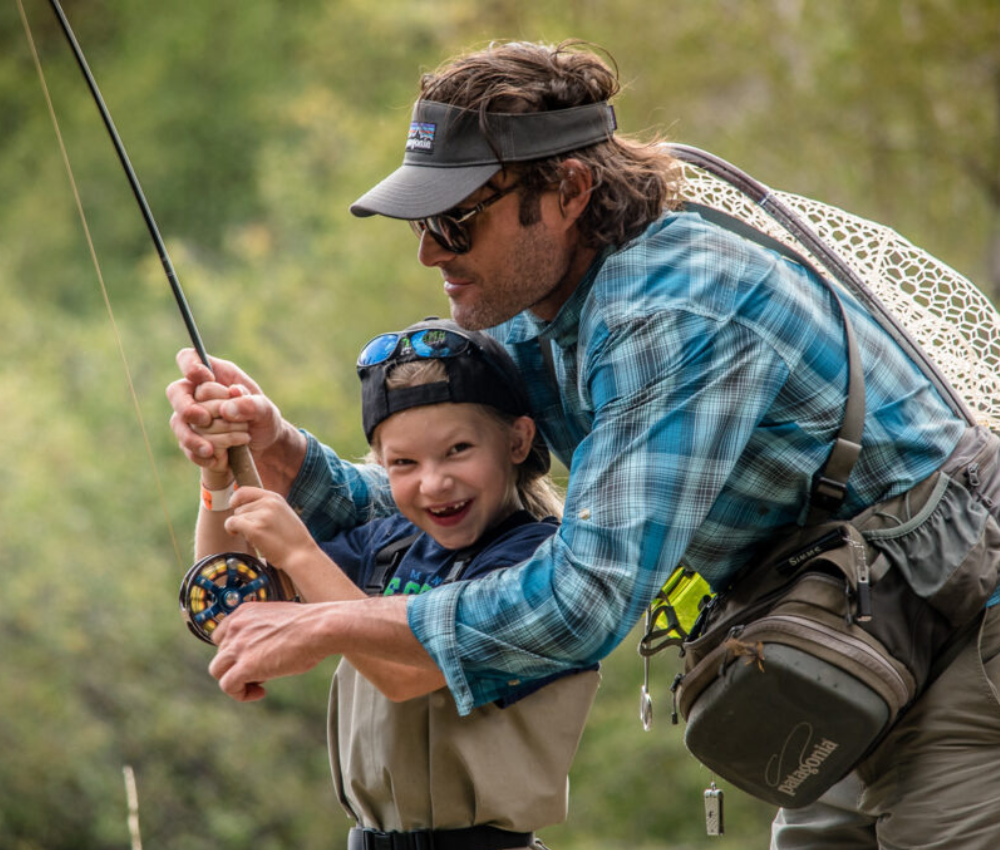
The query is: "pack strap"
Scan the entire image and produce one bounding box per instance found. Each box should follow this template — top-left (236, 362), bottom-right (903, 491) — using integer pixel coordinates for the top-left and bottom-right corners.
top-left (682, 201), bottom-right (865, 525)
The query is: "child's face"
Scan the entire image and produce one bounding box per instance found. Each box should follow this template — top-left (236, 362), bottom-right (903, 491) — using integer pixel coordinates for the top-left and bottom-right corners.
top-left (376, 403), bottom-right (534, 550)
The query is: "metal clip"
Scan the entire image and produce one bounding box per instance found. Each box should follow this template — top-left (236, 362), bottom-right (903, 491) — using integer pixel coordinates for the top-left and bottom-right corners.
top-left (640, 608), bottom-right (654, 730)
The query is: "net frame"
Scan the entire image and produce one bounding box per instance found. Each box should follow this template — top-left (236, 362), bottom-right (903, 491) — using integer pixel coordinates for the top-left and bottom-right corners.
top-left (669, 145), bottom-right (1000, 431)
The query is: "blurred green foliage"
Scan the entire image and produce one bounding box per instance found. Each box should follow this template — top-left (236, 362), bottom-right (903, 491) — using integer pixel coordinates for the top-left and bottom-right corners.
top-left (2, 0), bottom-right (998, 847)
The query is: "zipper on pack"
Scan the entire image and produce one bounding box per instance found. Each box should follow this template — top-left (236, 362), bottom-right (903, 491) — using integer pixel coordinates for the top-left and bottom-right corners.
top-left (855, 568), bottom-right (872, 622)
top-left (693, 573), bottom-right (832, 647)
top-left (966, 462), bottom-right (995, 509)
top-left (847, 534), bottom-right (873, 623)
top-left (757, 613), bottom-right (911, 706)
top-left (670, 672), bottom-right (684, 725)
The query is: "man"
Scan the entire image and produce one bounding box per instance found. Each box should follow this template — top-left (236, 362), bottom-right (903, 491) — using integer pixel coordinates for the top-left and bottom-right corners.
top-left (169, 41), bottom-right (1000, 848)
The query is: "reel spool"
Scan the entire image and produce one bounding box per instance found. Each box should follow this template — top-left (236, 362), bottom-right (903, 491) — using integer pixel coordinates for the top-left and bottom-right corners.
top-left (179, 551), bottom-right (289, 644)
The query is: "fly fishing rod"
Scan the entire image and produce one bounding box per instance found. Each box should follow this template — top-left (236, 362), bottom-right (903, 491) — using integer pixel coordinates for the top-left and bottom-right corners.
top-left (47, 0), bottom-right (209, 369)
top-left (45, 0), bottom-right (295, 642)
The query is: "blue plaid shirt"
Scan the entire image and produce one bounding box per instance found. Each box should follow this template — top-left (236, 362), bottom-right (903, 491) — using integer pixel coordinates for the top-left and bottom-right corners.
top-left (289, 211), bottom-right (966, 715)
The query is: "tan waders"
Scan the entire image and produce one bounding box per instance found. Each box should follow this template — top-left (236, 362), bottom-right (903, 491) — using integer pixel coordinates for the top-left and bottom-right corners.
top-left (330, 661), bottom-right (599, 849)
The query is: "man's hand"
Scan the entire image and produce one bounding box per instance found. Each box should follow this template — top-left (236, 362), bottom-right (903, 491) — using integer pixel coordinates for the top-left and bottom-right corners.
top-left (207, 596), bottom-right (444, 703)
top-left (189, 383), bottom-right (251, 484)
top-left (166, 348), bottom-right (284, 468)
top-left (209, 602), bottom-right (336, 701)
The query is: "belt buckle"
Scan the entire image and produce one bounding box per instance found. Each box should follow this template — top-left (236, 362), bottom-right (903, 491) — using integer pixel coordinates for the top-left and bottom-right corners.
top-left (362, 830), bottom-right (395, 850)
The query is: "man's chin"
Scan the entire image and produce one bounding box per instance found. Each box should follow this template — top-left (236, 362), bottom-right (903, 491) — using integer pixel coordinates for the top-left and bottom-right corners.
top-left (449, 301), bottom-right (516, 332)
top-left (448, 303), bottom-right (489, 331)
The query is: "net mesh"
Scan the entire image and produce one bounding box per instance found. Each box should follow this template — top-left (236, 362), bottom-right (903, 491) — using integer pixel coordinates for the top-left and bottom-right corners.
top-left (679, 163), bottom-right (1000, 430)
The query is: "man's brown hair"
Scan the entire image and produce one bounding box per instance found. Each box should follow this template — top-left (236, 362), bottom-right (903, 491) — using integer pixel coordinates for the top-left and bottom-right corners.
top-left (419, 40), bottom-right (683, 249)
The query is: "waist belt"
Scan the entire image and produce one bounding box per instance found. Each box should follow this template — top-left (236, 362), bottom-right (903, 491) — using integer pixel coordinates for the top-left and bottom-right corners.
top-left (348, 826), bottom-right (533, 850)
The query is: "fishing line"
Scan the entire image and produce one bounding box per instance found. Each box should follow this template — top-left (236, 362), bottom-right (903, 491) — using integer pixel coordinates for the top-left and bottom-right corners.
top-left (17, 0), bottom-right (186, 572)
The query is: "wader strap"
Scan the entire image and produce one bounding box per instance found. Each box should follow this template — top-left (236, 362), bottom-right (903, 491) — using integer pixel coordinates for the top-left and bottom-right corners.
top-left (364, 532), bottom-right (422, 595)
top-left (348, 825), bottom-right (534, 850)
top-left (441, 545), bottom-right (478, 584)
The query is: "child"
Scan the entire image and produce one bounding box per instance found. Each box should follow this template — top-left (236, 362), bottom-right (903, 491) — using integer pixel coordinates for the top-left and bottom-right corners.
top-left (191, 318), bottom-right (599, 850)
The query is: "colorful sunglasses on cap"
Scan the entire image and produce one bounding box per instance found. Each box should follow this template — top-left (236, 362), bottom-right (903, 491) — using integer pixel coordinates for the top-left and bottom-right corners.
top-left (357, 327), bottom-right (478, 367)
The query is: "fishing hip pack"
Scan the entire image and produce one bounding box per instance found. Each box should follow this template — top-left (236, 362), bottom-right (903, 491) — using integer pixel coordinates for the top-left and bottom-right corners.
top-left (658, 426), bottom-right (1000, 809)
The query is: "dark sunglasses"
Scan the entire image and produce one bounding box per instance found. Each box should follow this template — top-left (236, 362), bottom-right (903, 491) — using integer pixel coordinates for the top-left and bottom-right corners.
top-left (357, 327), bottom-right (477, 368)
top-left (408, 182), bottom-right (520, 254)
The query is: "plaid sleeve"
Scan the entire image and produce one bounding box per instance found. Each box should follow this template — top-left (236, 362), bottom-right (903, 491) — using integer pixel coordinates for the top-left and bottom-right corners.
top-left (286, 430), bottom-right (395, 540)
top-left (408, 311), bottom-right (791, 714)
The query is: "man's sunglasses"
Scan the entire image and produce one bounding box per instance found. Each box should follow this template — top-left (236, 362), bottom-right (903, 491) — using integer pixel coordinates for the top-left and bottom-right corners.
top-left (408, 182), bottom-right (520, 255)
top-left (357, 327), bottom-right (477, 368)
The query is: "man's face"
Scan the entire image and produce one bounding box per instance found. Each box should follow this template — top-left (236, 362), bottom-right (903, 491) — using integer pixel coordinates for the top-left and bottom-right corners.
top-left (415, 173), bottom-right (593, 330)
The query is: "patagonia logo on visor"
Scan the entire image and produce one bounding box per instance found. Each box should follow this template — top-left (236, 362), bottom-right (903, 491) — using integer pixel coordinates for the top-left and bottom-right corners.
top-left (406, 121), bottom-right (436, 153)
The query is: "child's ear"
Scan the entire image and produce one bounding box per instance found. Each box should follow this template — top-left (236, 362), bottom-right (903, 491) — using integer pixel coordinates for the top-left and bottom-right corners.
top-left (509, 416), bottom-right (536, 464)
top-left (366, 440), bottom-right (385, 468)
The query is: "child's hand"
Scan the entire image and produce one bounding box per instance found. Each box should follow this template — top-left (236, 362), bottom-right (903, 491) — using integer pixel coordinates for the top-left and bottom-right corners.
top-left (191, 383), bottom-right (251, 484)
top-left (223, 487), bottom-right (320, 577)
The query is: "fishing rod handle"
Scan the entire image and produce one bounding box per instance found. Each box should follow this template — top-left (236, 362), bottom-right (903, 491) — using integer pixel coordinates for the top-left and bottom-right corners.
top-left (228, 444), bottom-right (262, 489)
top-left (227, 444), bottom-right (298, 600)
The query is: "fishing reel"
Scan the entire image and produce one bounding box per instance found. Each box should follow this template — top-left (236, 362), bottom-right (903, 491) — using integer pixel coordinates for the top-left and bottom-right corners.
top-left (179, 551), bottom-right (291, 644)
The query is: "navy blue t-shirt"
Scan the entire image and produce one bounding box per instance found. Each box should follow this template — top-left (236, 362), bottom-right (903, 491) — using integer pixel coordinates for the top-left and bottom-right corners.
top-left (319, 510), bottom-right (558, 597)
top-left (319, 510), bottom-right (595, 705)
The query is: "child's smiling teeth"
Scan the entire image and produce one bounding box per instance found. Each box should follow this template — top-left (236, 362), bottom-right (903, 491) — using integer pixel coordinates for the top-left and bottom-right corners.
top-left (429, 500), bottom-right (469, 517)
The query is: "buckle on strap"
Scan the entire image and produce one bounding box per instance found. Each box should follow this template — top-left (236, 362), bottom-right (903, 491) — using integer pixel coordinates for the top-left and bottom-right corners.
top-left (810, 473), bottom-right (849, 514)
top-left (809, 436), bottom-right (862, 521)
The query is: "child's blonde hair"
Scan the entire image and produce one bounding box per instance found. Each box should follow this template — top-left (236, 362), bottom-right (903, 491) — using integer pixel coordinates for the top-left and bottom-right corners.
top-left (371, 359), bottom-right (563, 520)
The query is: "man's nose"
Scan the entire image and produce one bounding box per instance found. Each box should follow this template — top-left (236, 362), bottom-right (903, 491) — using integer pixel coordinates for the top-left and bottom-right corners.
top-left (417, 230), bottom-right (456, 267)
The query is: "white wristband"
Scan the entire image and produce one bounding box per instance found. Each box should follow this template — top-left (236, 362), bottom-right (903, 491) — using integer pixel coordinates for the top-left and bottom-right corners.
top-left (201, 480), bottom-right (238, 511)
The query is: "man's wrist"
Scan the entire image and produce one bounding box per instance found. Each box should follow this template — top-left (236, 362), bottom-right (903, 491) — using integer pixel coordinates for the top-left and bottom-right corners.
top-left (256, 421), bottom-right (308, 495)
